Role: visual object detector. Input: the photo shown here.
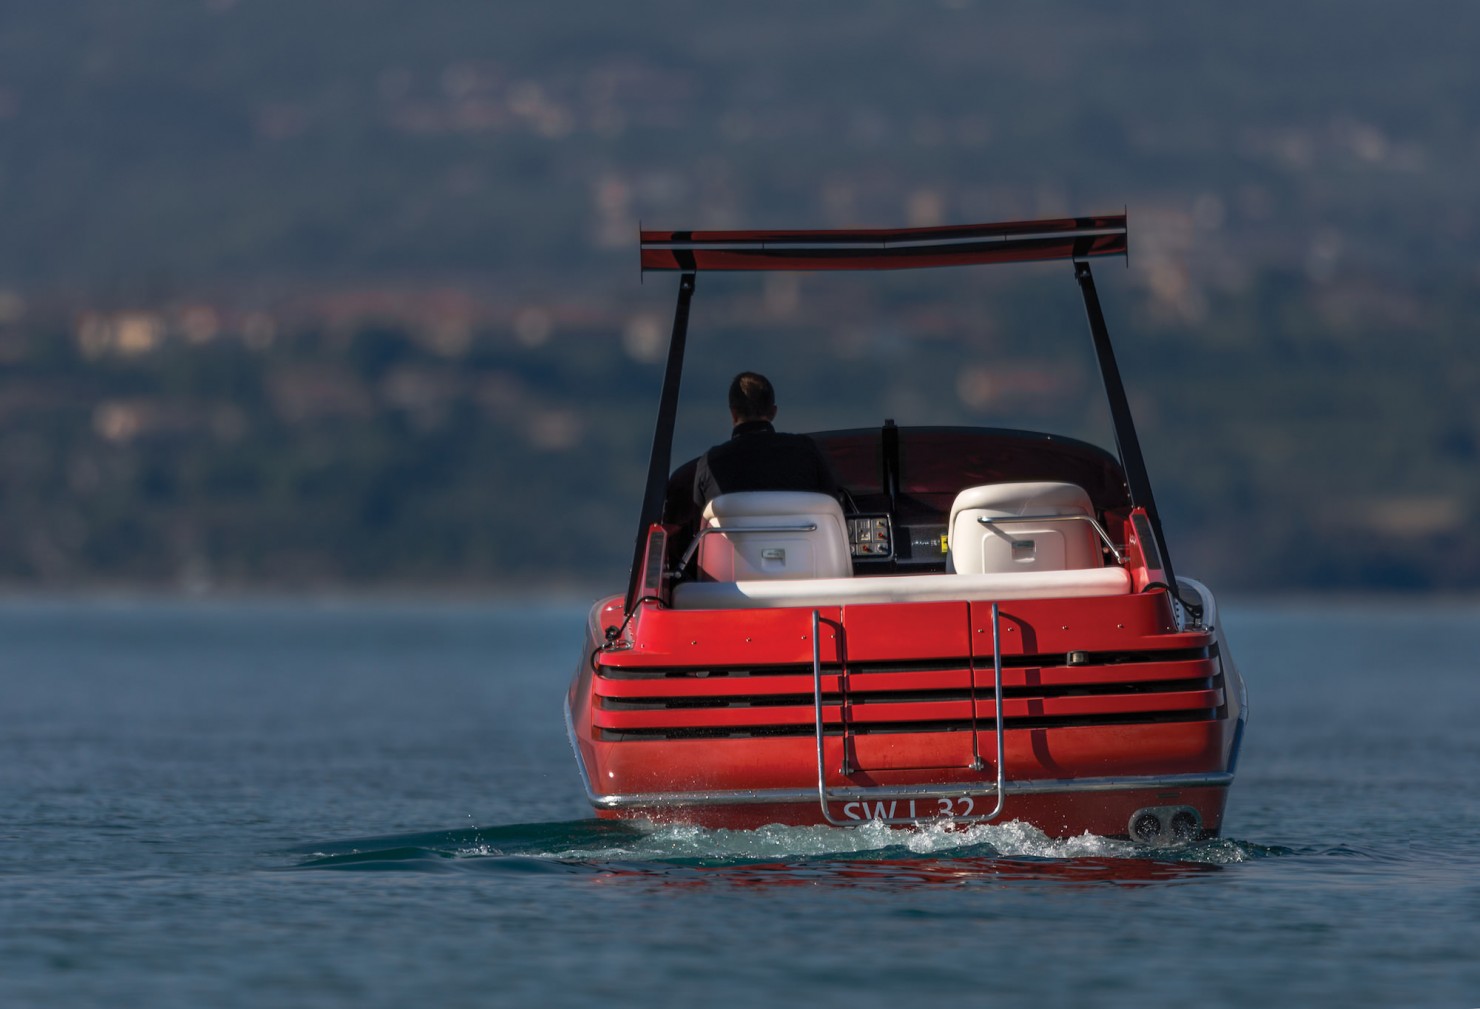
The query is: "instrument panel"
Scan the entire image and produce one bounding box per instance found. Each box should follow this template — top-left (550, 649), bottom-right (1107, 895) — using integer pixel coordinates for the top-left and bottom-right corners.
top-left (847, 515), bottom-right (892, 559)
top-left (848, 514), bottom-right (951, 569)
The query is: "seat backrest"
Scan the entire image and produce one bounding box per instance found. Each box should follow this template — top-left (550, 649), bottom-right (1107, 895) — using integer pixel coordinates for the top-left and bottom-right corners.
top-left (947, 482), bottom-right (1100, 574)
top-left (698, 492), bottom-right (852, 581)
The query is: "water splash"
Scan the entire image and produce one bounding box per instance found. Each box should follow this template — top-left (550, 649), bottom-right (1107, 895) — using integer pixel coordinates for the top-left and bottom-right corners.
top-left (287, 817), bottom-right (1291, 883)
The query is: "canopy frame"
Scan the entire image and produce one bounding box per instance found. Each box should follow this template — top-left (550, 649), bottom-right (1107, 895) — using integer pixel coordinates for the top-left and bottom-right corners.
top-left (624, 213), bottom-right (1188, 618)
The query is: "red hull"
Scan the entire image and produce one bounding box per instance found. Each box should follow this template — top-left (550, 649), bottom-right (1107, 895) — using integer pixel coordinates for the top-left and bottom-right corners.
top-left (568, 583), bottom-right (1245, 842)
top-left (590, 786), bottom-right (1231, 839)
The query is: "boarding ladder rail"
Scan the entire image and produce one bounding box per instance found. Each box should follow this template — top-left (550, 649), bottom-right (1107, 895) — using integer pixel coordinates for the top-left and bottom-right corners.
top-left (811, 604), bottom-right (1008, 827)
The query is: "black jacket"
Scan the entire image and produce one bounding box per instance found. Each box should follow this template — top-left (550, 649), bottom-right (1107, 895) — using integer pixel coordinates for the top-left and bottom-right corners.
top-left (664, 421), bottom-right (838, 529)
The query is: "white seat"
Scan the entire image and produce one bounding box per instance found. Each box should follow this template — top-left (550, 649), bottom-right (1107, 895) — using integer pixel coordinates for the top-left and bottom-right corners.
top-left (697, 492), bottom-right (852, 582)
top-left (948, 482), bottom-right (1100, 574)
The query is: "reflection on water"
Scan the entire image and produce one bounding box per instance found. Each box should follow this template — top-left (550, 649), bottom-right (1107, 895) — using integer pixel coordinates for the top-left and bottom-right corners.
top-left (607, 855), bottom-right (1223, 889)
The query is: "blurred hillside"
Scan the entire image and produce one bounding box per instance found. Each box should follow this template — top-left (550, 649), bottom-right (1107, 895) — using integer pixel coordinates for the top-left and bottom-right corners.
top-left (0, 1), bottom-right (1476, 593)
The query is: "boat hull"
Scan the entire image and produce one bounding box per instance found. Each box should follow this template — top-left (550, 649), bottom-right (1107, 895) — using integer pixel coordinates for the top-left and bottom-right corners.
top-left (567, 580), bottom-right (1244, 840)
top-left (584, 781), bottom-right (1232, 839)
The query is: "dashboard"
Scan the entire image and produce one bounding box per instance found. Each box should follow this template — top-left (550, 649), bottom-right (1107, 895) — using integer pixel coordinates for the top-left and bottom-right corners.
top-left (846, 514), bottom-right (949, 570)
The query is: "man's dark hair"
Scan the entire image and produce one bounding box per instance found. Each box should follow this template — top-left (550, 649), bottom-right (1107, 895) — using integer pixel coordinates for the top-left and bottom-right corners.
top-left (728, 371), bottom-right (775, 421)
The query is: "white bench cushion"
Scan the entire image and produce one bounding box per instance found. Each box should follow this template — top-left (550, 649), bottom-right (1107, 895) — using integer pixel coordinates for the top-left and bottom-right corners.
top-left (671, 566), bottom-right (1132, 610)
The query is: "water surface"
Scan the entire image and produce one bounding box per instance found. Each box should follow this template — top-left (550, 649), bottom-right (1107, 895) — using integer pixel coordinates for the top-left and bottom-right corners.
top-left (2, 598), bottom-right (1476, 1007)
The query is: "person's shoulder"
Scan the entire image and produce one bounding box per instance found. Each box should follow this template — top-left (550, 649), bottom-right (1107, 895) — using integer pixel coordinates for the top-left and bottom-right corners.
top-left (702, 436), bottom-right (738, 463)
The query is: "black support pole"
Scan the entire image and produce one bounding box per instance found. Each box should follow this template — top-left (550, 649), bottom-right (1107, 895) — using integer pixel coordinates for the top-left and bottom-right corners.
top-left (624, 272), bottom-right (696, 614)
top-left (1075, 261), bottom-right (1187, 608)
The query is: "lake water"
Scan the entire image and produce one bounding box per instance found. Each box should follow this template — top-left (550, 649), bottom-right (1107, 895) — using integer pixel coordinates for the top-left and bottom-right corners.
top-left (2, 597), bottom-right (1477, 1007)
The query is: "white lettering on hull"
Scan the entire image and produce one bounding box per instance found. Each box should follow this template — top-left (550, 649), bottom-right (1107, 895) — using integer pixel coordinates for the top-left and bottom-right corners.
top-left (839, 796), bottom-right (978, 821)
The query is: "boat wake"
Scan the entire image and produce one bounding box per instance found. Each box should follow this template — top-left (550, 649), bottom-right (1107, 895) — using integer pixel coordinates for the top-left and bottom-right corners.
top-left (285, 818), bottom-right (1290, 885)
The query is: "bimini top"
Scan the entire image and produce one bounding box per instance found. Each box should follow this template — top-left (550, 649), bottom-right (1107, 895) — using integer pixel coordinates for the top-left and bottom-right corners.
top-left (640, 214), bottom-right (1126, 273)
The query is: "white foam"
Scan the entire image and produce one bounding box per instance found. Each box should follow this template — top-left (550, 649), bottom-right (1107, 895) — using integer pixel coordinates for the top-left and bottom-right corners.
top-left (496, 818), bottom-right (1170, 864)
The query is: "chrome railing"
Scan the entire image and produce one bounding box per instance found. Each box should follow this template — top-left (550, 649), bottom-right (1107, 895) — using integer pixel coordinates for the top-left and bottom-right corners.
top-left (976, 513), bottom-right (1124, 563)
top-left (674, 522), bottom-right (819, 574)
top-left (811, 603), bottom-right (1008, 827)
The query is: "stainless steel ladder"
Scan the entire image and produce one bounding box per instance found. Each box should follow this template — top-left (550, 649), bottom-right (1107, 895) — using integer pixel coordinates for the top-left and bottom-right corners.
top-left (810, 604), bottom-right (1008, 826)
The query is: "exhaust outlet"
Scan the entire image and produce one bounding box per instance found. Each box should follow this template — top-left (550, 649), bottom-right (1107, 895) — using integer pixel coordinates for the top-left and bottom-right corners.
top-left (1128, 805), bottom-right (1202, 845)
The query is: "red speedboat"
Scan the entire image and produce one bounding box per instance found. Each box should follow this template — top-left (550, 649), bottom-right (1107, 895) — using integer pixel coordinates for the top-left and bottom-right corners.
top-left (566, 215), bottom-right (1246, 843)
